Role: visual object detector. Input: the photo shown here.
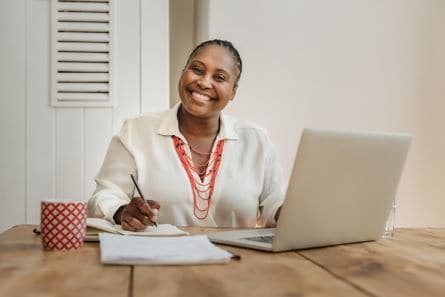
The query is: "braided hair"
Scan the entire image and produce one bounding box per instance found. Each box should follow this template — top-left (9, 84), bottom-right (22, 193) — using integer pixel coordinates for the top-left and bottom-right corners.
top-left (185, 39), bottom-right (243, 87)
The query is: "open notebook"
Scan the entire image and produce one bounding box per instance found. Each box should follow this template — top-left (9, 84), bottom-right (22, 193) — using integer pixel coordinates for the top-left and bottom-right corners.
top-left (86, 218), bottom-right (189, 241)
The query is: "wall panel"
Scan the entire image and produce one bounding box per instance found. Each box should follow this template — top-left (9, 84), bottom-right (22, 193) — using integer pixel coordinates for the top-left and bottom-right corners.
top-left (0, 0), bottom-right (169, 232)
top-left (141, 0), bottom-right (170, 112)
top-left (169, 0), bottom-right (195, 106)
top-left (85, 109), bottom-right (113, 199)
top-left (55, 108), bottom-right (84, 201)
top-left (113, 0), bottom-right (141, 132)
top-left (26, 0), bottom-right (55, 224)
top-left (0, 0), bottom-right (27, 232)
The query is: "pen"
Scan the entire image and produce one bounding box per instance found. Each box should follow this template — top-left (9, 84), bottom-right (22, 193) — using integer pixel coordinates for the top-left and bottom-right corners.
top-left (130, 174), bottom-right (158, 227)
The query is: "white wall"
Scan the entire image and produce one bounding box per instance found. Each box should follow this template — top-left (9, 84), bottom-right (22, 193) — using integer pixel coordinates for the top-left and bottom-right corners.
top-left (197, 0), bottom-right (445, 227)
top-left (0, 0), bottom-right (169, 232)
top-left (170, 0), bottom-right (196, 106)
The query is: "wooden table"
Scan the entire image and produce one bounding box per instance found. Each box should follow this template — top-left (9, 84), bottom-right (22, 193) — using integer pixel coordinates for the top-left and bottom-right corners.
top-left (0, 226), bottom-right (444, 297)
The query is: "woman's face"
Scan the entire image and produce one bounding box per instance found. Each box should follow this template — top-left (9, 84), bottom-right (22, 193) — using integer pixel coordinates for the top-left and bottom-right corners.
top-left (178, 45), bottom-right (238, 119)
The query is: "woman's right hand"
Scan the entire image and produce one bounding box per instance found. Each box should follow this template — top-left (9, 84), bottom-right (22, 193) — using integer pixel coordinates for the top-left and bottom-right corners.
top-left (116, 197), bottom-right (160, 231)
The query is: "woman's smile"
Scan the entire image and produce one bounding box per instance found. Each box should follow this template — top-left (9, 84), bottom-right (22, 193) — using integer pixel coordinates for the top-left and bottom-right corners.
top-left (186, 87), bottom-right (215, 104)
top-left (191, 91), bottom-right (212, 103)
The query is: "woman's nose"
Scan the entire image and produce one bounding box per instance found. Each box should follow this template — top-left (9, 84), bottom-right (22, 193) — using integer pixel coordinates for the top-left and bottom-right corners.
top-left (197, 76), bottom-right (212, 89)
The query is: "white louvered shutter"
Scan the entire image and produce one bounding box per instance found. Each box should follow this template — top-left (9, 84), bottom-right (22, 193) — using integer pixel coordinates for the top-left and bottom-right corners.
top-left (51, 0), bottom-right (114, 107)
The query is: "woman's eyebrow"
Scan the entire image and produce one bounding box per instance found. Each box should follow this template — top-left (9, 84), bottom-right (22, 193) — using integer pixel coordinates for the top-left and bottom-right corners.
top-left (215, 68), bottom-right (230, 76)
top-left (190, 59), bottom-right (231, 76)
top-left (189, 60), bottom-right (205, 66)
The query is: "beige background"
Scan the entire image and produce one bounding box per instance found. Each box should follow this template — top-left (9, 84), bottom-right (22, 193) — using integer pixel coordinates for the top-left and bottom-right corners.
top-left (171, 0), bottom-right (445, 228)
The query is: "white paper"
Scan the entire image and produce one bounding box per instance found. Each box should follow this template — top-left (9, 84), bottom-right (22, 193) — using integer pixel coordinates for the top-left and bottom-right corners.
top-left (86, 218), bottom-right (188, 236)
top-left (99, 233), bottom-right (233, 265)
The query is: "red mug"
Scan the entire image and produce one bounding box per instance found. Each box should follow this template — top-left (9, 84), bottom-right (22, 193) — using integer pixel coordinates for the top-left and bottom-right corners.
top-left (40, 201), bottom-right (87, 250)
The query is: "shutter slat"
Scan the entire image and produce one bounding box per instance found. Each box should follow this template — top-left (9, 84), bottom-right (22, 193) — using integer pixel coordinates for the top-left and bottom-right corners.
top-left (57, 93), bottom-right (109, 101)
top-left (58, 32), bottom-right (109, 42)
top-left (57, 62), bottom-right (109, 72)
top-left (58, 62), bottom-right (109, 72)
top-left (58, 12), bottom-right (109, 22)
top-left (58, 83), bottom-right (109, 92)
top-left (61, 0), bottom-right (110, 2)
top-left (58, 52), bottom-right (109, 62)
top-left (58, 2), bottom-right (109, 12)
top-left (58, 22), bottom-right (109, 32)
top-left (57, 42), bottom-right (109, 52)
top-left (57, 73), bottom-right (109, 82)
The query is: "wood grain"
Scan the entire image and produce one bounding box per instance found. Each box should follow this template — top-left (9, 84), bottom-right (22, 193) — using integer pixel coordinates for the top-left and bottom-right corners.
top-left (299, 229), bottom-right (445, 297)
top-left (0, 225), bottom-right (130, 297)
top-left (133, 227), bottom-right (368, 297)
top-left (2, 226), bottom-right (444, 297)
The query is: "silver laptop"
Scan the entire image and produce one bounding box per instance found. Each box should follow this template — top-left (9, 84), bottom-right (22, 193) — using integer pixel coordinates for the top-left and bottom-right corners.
top-left (207, 129), bottom-right (411, 252)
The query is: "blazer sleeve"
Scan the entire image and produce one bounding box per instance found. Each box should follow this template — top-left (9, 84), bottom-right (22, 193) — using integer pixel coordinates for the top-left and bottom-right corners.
top-left (257, 140), bottom-right (286, 227)
top-left (88, 121), bottom-right (136, 223)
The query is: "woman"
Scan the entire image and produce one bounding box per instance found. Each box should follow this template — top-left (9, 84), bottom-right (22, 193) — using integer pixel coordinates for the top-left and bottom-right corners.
top-left (88, 39), bottom-right (285, 231)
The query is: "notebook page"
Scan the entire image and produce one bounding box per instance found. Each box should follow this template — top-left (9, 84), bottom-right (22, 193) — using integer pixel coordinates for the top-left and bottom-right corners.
top-left (114, 224), bottom-right (189, 236)
top-left (99, 233), bottom-right (233, 265)
top-left (87, 218), bottom-right (118, 233)
top-left (86, 218), bottom-right (188, 236)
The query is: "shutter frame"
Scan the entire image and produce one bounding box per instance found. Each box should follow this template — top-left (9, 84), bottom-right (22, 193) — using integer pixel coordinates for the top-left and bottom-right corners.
top-left (51, 0), bottom-right (114, 107)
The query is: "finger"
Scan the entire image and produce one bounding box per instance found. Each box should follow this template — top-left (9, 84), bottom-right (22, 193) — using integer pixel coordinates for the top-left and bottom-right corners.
top-left (129, 210), bottom-right (151, 226)
top-left (121, 220), bottom-right (137, 232)
top-left (151, 209), bottom-right (159, 223)
top-left (130, 197), bottom-right (158, 224)
top-left (133, 208), bottom-right (156, 225)
top-left (130, 197), bottom-right (145, 208)
top-left (124, 202), bottom-right (154, 226)
top-left (137, 199), bottom-right (156, 217)
top-left (127, 198), bottom-right (151, 220)
top-left (125, 216), bottom-right (146, 231)
top-left (138, 209), bottom-right (156, 225)
top-left (131, 197), bottom-right (152, 214)
top-left (151, 216), bottom-right (158, 224)
top-left (147, 200), bottom-right (161, 210)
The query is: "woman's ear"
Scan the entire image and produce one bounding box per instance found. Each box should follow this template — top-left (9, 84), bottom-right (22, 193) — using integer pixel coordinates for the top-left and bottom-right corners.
top-left (231, 85), bottom-right (238, 100)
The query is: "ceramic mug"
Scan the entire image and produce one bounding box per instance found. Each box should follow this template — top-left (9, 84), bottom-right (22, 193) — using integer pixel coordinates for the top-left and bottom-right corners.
top-left (40, 200), bottom-right (87, 250)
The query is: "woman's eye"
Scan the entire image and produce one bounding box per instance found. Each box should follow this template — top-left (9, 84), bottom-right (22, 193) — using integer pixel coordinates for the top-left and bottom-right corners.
top-left (214, 74), bottom-right (226, 82)
top-left (191, 67), bottom-right (203, 74)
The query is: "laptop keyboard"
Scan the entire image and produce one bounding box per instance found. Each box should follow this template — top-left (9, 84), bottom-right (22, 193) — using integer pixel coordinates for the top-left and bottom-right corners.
top-left (243, 235), bottom-right (274, 243)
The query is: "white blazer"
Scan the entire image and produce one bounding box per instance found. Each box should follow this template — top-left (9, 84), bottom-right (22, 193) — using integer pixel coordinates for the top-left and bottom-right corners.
top-left (88, 103), bottom-right (285, 227)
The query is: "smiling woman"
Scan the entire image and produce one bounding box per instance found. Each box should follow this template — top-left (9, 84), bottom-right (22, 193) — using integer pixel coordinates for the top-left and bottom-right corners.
top-left (88, 39), bottom-right (285, 231)
top-left (178, 40), bottom-right (241, 120)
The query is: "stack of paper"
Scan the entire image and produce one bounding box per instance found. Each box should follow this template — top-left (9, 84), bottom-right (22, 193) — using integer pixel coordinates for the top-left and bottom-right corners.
top-left (99, 233), bottom-right (234, 265)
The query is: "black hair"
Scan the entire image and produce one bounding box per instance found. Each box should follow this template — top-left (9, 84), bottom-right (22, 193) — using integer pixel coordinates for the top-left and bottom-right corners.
top-left (185, 39), bottom-right (243, 87)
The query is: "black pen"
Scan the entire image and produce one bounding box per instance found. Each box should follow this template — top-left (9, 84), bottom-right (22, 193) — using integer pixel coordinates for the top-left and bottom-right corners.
top-left (130, 174), bottom-right (157, 227)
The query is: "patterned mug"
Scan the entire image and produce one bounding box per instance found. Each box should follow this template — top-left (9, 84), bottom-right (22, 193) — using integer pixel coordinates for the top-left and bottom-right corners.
top-left (40, 200), bottom-right (87, 250)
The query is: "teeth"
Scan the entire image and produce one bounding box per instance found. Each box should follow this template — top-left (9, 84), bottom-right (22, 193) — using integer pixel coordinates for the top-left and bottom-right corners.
top-left (192, 91), bottom-right (210, 102)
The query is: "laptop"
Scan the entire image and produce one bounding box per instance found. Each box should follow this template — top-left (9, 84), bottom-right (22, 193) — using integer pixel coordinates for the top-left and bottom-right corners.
top-left (207, 128), bottom-right (411, 252)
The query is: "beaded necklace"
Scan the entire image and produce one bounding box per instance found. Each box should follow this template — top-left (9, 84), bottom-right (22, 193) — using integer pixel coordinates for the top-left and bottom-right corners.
top-left (172, 136), bottom-right (224, 220)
